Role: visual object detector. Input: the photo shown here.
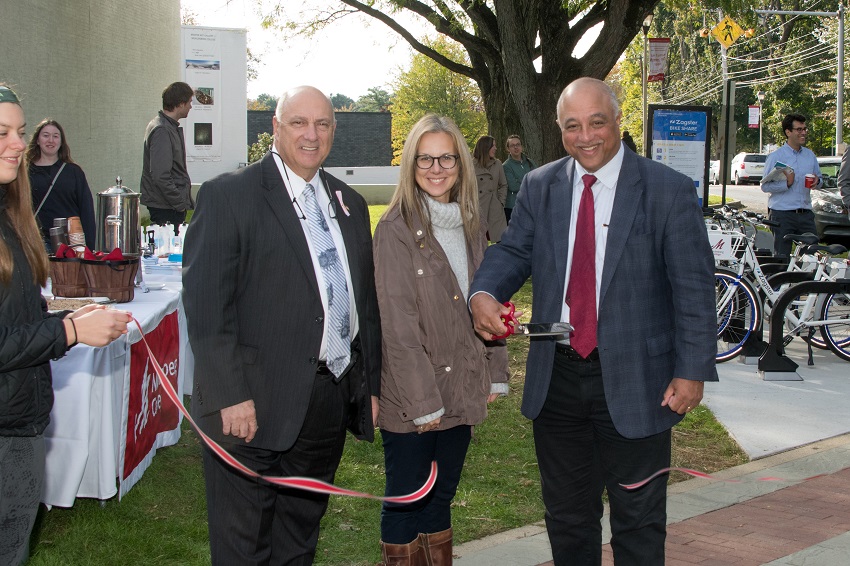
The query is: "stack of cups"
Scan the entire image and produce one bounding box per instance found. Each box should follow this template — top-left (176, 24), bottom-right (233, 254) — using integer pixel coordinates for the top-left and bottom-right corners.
top-left (67, 216), bottom-right (86, 255)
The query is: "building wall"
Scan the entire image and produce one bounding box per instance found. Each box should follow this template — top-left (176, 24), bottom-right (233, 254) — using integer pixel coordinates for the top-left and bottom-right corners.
top-left (247, 110), bottom-right (393, 167)
top-left (2, 0), bottom-right (181, 203)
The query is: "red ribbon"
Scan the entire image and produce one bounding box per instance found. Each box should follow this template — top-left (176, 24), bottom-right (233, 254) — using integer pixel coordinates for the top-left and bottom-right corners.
top-left (621, 466), bottom-right (828, 490)
top-left (132, 319), bottom-right (437, 502)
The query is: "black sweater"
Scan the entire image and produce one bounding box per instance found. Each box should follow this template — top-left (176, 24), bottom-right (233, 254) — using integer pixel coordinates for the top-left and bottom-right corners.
top-left (29, 161), bottom-right (97, 249)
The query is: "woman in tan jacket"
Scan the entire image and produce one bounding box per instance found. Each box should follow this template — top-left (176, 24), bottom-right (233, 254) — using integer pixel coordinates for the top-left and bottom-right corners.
top-left (473, 135), bottom-right (508, 242)
top-left (373, 115), bottom-right (509, 565)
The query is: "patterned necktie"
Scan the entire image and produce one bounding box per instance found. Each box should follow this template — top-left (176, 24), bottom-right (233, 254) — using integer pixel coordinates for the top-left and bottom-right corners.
top-left (302, 183), bottom-right (351, 377)
top-left (565, 174), bottom-right (598, 358)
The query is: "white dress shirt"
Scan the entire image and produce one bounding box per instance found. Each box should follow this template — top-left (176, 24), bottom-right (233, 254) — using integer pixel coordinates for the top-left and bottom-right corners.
top-left (559, 145), bottom-right (625, 338)
top-left (272, 152), bottom-right (359, 361)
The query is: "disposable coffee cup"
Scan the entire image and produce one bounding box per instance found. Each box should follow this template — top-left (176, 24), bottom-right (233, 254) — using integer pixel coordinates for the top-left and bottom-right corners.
top-left (805, 174), bottom-right (817, 188)
top-left (67, 216), bottom-right (85, 246)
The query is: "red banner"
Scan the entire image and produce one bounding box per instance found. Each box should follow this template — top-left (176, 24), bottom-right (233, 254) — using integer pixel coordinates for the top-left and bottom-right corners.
top-left (123, 311), bottom-right (180, 480)
top-left (648, 38), bottom-right (671, 82)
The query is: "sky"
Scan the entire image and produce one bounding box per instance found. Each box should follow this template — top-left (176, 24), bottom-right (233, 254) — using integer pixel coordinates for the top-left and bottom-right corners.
top-left (180, 0), bottom-right (426, 100)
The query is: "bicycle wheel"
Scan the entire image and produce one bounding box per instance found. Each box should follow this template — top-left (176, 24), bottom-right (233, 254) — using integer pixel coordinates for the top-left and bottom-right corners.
top-left (819, 292), bottom-right (850, 362)
top-left (766, 271), bottom-right (828, 349)
top-left (715, 270), bottom-right (761, 363)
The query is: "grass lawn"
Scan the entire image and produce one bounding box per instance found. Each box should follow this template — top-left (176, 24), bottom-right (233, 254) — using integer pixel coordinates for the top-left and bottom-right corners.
top-left (28, 205), bottom-right (745, 565)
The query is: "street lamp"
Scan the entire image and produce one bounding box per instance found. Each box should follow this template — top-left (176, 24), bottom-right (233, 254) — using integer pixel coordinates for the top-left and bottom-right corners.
top-left (756, 91), bottom-right (765, 152)
top-left (642, 13), bottom-right (654, 154)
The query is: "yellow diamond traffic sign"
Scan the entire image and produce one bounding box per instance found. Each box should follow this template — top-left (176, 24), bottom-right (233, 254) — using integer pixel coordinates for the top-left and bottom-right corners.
top-left (711, 15), bottom-right (745, 49)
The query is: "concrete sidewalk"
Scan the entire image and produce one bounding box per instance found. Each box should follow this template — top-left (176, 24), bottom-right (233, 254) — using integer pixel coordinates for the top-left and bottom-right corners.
top-left (455, 337), bottom-right (850, 565)
top-left (455, 434), bottom-right (850, 565)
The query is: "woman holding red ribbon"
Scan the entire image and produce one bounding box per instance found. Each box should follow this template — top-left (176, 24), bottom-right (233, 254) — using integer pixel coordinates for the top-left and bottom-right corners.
top-left (372, 114), bottom-right (509, 564)
top-left (0, 84), bottom-right (131, 564)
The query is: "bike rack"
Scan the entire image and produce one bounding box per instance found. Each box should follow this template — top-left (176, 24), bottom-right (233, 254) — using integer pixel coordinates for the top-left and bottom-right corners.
top-left (758, 279), bottom-right (850, 380)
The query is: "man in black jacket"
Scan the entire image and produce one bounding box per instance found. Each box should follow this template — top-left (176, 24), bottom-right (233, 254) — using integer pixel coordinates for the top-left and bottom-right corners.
top-left (140, 82), bottom-right (194, 234)
top-left (183, 85), bottom-right (381, 565)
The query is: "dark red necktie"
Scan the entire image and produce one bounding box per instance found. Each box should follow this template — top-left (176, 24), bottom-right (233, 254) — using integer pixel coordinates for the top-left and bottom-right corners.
top-left (566, 174), bottom-right (598, 358)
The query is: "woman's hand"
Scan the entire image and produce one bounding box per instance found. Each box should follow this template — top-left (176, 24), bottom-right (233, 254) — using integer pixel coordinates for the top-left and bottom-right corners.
top-left (65, 308), bottom-right (132, 348)
top-left (416, 417), bottom-right (441, 434)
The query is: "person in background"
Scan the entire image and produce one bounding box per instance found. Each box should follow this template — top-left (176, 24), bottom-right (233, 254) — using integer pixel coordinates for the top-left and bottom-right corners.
top-left (502, 134), bottom-right (537, 224)
top-left (835, 147), bottom-right (850, 221)
top-left (760, 113), bottom-right (821, 256)
top-left (26, 119), bottom-right (96, 250)
top-left (183, 85), bottom-right (381, 565)
top-left (621, 130), bottom-right (638, 153)
top-left (141, 82), bottom-right (194, 235)
top-left (0, 84), bottom-right (131, 565)
top-left (469, 78), bottom-right (717, 564)
top-left (473, 135), bottom-right (508, 242)
top-left (373, 114), bottom-right (508, 564)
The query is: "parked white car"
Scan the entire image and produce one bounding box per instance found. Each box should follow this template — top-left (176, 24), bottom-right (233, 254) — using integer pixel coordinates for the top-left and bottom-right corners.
top-left (709, 160), bottom-right (720, 184)
top-left (730, 152), bottom-right (767, 185)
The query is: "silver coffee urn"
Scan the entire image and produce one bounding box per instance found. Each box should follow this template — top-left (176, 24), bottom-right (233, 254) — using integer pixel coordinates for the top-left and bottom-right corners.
top-left (96, 177), bottom-right (141, 256)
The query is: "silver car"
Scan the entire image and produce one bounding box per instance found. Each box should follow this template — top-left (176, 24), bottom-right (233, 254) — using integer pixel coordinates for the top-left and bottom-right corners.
top-left (812, 156), bottom-right (850, 244)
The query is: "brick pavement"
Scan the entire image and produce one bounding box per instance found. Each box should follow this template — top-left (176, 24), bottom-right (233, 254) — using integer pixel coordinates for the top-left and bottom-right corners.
top-left (535, 467), bottom-right (850, 566)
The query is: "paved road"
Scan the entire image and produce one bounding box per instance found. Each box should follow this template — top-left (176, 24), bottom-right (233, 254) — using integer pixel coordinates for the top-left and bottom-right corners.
top-left (709, 183), bottom-right (768, 213)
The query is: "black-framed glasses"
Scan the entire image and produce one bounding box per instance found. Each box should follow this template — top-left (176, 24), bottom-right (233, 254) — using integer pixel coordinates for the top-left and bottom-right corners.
top-left (415, 154), bottom-right (459, 170)
top-left (792, 127), bottom-right (809, 133)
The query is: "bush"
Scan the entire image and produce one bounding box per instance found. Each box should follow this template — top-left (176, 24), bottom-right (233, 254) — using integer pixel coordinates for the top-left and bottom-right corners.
top-left (248, 132), bottom-right (273, 163)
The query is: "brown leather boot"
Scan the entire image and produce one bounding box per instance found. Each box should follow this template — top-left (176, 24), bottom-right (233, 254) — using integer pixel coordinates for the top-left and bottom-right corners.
top-left (419, 527), bottom-right (453, 566)
top-left (380, 536), bottom-right (425, 565)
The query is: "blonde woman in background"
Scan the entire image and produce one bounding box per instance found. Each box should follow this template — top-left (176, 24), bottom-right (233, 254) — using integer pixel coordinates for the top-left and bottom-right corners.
top-left (473, 135), bottom-right (508, 242)
top-left (373, 115), bottom-right (508, 564)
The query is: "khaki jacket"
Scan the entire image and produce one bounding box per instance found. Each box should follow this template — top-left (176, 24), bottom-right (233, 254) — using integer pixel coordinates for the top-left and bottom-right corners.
top-left (373, 206), bottom-right (509, 433)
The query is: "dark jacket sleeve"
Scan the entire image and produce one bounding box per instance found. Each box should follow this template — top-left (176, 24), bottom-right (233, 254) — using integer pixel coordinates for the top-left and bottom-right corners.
top-left (0, 315), bottom-right (67, 373)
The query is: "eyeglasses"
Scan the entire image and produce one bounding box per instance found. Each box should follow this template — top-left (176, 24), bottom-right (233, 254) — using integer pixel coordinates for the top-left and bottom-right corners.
top-left (792, 127), bottom-right (809, 133)
top-left (415, 154), bottom-right (459, 169)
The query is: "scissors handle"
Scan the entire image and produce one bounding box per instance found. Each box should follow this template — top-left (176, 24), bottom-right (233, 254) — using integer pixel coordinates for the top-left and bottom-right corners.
top-left (492, 301), bottom-right (518, 340)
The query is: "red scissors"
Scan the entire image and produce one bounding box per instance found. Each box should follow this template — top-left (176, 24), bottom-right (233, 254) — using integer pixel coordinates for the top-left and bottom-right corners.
top-left (492, 302), bottom-right (573, 339)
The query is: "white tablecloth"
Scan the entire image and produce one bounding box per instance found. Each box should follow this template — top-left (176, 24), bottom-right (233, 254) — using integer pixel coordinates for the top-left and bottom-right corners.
top-left (42, 278), bottom-right (193, 507)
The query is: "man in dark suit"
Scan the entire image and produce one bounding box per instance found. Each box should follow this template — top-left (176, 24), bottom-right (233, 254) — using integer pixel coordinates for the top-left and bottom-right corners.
top-left (469, 77), bottom-right (717, 564)
top-left (183, 85), bottom-right (381, 565)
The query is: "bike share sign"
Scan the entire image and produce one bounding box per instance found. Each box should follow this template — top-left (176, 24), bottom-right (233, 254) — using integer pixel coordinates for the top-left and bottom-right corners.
top-left (647, 104), bottom-right (712, 207)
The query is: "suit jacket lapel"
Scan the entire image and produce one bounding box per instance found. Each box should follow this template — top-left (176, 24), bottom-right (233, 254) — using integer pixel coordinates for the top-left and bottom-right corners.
top-left (600, 150), bottom-right (643, 306)
top-left (551, 158), bottom-right (574, 297)
top-left (260, 153), bottom-right (321, 296)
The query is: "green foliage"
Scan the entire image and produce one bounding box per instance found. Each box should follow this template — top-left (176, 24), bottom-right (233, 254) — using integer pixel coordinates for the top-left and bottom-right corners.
top-left (247, 93), bottom-right (279, 111)
top-left (330, 93), bottom-right (356, 110)
top-left (617, 1), bottom-right (845, 157)
top-left (355, 87), bottom-right (392, 112)
top-left (248, 132), bottom-right (274, 163)
top-left (390, 36), bottom-right (487, 165)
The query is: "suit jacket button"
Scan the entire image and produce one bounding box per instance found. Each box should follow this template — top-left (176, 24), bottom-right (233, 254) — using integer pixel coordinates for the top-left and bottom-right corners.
top-left (309, 357), bottom-right (317, 364)
top-left (316, 316), bottom-right (323, 323)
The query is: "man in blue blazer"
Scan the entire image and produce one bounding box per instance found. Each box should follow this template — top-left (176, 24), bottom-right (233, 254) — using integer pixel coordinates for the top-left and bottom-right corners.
top-left (183, 86), bottom-right (381, 564)
top-left (470, 78), bottom-right (717, 564)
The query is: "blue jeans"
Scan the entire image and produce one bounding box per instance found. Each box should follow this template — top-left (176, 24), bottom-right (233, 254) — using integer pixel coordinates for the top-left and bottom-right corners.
top-left (380, 425), bottom-right (471, 544)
